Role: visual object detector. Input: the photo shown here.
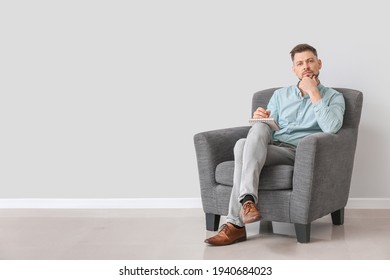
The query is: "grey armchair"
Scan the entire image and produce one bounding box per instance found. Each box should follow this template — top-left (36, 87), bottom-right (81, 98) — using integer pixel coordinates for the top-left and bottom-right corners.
top-left (194, 88), bottom-right (363, 243)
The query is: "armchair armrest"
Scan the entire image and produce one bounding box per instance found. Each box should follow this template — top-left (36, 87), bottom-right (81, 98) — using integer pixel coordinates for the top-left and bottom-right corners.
top-left (290, 127), bottom-right (359, 223)
top-left (194, 126), bottom-right (250, 187)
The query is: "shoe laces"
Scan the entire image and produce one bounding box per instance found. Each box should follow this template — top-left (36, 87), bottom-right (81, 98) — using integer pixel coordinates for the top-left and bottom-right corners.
top-left (218, 224), bottom-right (231, 234)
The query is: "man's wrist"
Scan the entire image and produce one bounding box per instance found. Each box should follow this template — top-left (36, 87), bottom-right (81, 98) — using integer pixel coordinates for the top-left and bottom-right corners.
top-left (308, 89), bottom-right (322, 103)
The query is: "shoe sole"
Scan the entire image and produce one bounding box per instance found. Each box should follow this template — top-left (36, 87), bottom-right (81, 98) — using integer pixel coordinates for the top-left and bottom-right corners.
top-left (233, 236), bottom-right (247, 244)
top-left (205, 235), bottom-right (247, 246)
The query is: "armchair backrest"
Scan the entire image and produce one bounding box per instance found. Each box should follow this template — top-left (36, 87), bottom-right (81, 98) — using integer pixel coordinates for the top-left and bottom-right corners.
top-left (251, 87), bottom-right (363, 129)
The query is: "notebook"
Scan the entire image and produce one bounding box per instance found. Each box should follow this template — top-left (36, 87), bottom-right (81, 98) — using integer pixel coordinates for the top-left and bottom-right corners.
top-left (249, 118), bottom-right (280, 131)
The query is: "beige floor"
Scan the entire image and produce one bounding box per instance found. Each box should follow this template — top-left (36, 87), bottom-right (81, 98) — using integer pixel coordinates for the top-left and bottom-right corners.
top-left (0, 208), bottom-right (389, 260)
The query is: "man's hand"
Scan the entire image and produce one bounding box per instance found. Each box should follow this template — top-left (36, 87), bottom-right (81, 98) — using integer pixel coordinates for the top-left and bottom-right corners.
top-left (299, 75), bottom-right (318, 94)
top-left (298, 75), bottom-right (322, 103)
top-left (253, 107), bottom-right (270, 119)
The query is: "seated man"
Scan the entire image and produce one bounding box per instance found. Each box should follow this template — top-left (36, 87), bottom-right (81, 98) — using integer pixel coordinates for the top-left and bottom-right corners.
top-left (205, 43), bottom-right (345, 246)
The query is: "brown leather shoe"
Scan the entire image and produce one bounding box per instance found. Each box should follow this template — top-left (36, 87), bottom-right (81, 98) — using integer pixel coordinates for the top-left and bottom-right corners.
top-left (241, 201), bottom-right (262, 224)
top-left (204, 223), bottom-right (246, 246)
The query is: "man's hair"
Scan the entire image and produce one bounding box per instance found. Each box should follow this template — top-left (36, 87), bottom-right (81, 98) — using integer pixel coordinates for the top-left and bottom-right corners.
top-left (290, 43), bottom-right (318, 61)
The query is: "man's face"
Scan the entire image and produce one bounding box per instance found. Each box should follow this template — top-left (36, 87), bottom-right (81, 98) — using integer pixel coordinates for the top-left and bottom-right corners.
top-left (292, 51), bottom-right (322, 80)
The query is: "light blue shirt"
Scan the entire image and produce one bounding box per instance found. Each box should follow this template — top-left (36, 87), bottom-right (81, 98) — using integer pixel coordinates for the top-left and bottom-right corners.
top-left (267, 84), bottom-right (345, 146)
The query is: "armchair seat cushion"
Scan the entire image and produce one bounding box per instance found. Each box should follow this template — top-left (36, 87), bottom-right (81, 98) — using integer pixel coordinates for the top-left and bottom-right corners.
top-left (215, 161), bottom-right (294, 190)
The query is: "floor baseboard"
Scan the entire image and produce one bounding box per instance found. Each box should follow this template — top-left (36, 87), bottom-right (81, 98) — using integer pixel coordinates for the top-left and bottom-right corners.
top-left (0, 198), bottom-right (389, 209)
top-left (346, 198), bottom-right (390, 209)
top-left (0, 198), bottom-right (203, 209)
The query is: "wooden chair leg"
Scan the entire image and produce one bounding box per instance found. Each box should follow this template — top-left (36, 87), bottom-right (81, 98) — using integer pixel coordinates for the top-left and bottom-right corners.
top-left (294, 223), bottom-right (311, 243)
top-left (205, 213), bottom-right (220, 231)
top-left (331, 208), bottom-right (345, 225)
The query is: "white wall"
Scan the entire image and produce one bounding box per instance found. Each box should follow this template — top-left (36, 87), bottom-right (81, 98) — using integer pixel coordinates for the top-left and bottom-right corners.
top-left (1, 0), bottom-right (388, 200)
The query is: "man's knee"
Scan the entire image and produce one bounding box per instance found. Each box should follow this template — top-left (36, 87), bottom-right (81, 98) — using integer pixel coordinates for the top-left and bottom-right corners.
top-left (248, 122), bottom-right (271, 140)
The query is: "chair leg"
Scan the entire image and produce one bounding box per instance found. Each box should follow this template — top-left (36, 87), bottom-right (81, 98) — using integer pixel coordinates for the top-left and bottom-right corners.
top-left (205, 213), bottom-right (220, 231)
top-left (294, 223), bottom-right (311, 243)
top-left (259, 220), bottom-right (273, 234)
top-left (331, 208), bottom-right (345, 225)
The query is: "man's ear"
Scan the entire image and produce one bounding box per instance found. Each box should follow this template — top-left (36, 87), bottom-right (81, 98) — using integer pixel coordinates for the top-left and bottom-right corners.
top-left (318, 59), bottom-right (322, 69)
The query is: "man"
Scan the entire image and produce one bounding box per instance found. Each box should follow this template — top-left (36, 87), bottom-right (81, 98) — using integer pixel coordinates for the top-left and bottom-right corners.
top-left (205, 43), bottom-right (345, 246)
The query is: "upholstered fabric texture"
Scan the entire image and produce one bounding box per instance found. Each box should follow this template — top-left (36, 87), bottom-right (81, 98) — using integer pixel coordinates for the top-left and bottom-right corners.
top-left (215, 161), bottom-right (293, 190)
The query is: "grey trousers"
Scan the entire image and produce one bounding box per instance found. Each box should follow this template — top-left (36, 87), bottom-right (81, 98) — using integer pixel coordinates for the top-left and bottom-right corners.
top-left (226, 123), bottom-right (296, 227)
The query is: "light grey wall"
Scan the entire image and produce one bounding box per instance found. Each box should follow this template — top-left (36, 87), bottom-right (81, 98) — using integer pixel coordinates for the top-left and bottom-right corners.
top-left (1, 0), bottom-right (388, 199)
